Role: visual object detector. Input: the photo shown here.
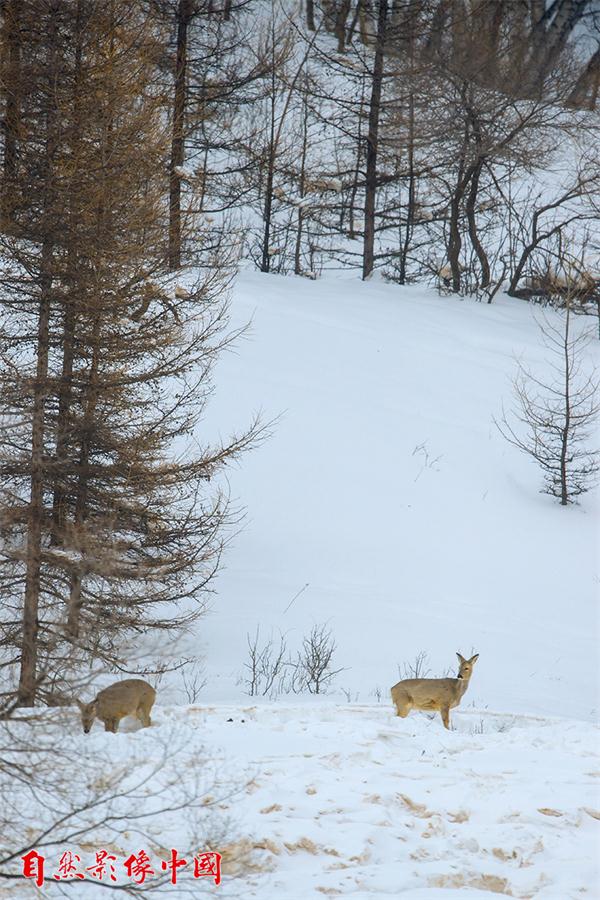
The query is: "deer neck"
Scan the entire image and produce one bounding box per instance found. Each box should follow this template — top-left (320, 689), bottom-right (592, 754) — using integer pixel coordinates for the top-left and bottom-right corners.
top-left (455, 673), bottom-right (470, 698)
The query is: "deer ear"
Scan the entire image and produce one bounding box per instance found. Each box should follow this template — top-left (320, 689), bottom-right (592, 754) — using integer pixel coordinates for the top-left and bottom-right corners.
top-left (456, 652), bottom-right (466, 663)
top-left (469, 654), bottom-right (479, 664)
top-left (75, 699), bottom-right (84, 710)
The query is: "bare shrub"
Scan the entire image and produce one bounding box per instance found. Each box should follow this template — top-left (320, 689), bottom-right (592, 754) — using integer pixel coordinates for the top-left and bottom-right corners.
top-left (470, 718), bottom-right (486, 735)
top-left (340, 688), bottom-right (360, 703)
top-left (243, 628), bottom-right (289, 697)
top-left (398, 650), bottom-right (431, 681)
top-left (294, 624), bottom-right (343, 695)
top-left (181, 661), bottom-right (207, 704)
top-left (242, 624), bottom-right (345, 697)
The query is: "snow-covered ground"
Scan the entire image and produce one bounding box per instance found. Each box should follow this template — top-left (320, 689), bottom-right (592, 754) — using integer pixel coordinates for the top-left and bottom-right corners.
top-left (6, 271), bottom-right (599, 897)
top-left (159, 271), bottom-right (597, 897)
top-left (167, 702), bottom-right (599, 899)
top-left (180, 270), bottom-right (599, 723)
top-left (7, 702), bottom-right (598, 898)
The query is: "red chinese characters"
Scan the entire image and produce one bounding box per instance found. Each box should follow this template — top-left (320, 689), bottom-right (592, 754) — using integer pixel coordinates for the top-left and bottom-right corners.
top-left (21, 850), bottom-right (45, 888)
top-left (21, 846), bottom-right (222, 887)
top-left (161, 848), bottom-right (187, 884)
top-left (194, 851), bottom-right (222, 886)
top-left (53, 851), bottom-right (85, 881)
top-left (86, 849), bottom-right (118, 882)
top-left (123, 849), bottom-right (155, 884)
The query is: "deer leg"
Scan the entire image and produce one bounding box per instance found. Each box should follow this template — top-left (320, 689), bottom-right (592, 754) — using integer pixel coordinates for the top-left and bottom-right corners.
top-left (440, 707), bottom-right (450, 730)
top-left (392, 693), bottom-right (411, 718)
top-left (137, 704), bottom-right (152, 727)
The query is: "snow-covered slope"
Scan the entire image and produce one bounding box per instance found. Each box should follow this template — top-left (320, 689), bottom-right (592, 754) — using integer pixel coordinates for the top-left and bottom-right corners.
top-left (6, 273), bottom-right (599, 899)
top-left (177, 271), bottom-right (599, 723)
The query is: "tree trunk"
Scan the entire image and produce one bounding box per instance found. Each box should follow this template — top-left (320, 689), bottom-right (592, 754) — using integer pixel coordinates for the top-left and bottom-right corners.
top-left (260, 37), bottom-right (277, 274)
top-left (448, 162), bottom-right (482, 292)
top-left (345, 76), bottom-right (366, 239)
top-left (66, 317), bottom-right (100, 638)
top-left (52, 0), bottom-right (84, 542)
top-left (261, 155), bottom-right (275, 273)
top-left (524, 0), bottom-right (586, 99)
top-left (1, 0), bottom-right (22, 228)
top-left (362, 0), bottom-right (387, 280)
top-left (51, 304), bottom-right (76, 541)
top-left (398, 92), bottom-right (415, 285)
top-left (447, 189), bottom-right (463, 293)
top-left (17, 5), bottom-right (59, 706)
top-left (446, 92), bottom-right (472, 294)
top-left (294, 87), bottom-right (309, 276)
top-left (566, 46), bottom-right (600, 110)
top-left (560, 298), bottom-right (572, 505)
top-left (334, 0), bottom-right (352, 53)
top-left (465, 158), bottom-right (490, 288)
top-left (306, 0), bottom-right (315, 31)
top-left (507, 205), bottom-right (549, 295)
top-left (168, 0), bottom-right (192, 270)
top-left (18, 246), bottom-right (52, 705)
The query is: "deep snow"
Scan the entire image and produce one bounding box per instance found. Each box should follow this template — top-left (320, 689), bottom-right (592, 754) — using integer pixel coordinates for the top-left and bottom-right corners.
top-left (175, 271), bottom-right (599, 723)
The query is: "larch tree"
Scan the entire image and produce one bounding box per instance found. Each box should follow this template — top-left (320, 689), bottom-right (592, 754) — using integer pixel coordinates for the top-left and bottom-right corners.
top-left (168, 0), bottom-right (194, 270)
top-left (497, 288), bottom-right (600, 505)
top-left (0, 0), bottom-right (259, 707)
top-left (155, 0), bottom-right (269, 270)
top-left (362, 0), bottom-right (388, 280)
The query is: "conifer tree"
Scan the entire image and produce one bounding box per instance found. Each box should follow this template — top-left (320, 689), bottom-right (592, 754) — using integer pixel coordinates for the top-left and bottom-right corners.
top-left (0, 0), bottom-right (258, 706)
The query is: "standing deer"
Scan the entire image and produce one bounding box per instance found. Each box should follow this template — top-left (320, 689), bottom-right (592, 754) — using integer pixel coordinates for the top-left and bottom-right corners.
top-left (391, 652), bottom-right (479, 730)
top-left (78, 679), bottom-right (156, 734)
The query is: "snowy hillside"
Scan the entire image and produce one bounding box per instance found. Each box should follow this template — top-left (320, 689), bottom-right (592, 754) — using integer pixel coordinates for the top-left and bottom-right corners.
top-left (170, 271), bottom-right (599, 723)
top-left (3, 3), bottom-right (599, 896)
top-left (6, 273), bottom-right (599, 899)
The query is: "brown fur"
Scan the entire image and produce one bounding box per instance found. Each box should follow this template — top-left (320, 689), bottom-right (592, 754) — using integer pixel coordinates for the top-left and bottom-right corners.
top-left (390, 652), bottom-right (479, 730)
top-left (78, 679), bottom-right (156, 734)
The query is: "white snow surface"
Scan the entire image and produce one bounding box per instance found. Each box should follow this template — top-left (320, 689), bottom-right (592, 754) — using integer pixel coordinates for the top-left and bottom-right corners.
top-left (132, 269), bottom-right (597, 896)
top-left (8, 702), bottom-right (599, 898)
top-left (180, 270), bottom-right (599, 723)
top-left (8, 271), bottom-right (600, 897)
top-left (159, 702), bottom-right (599, 899)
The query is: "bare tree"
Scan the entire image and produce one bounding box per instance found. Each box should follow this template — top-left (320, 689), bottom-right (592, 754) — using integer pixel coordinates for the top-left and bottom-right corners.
top-left (243, 623), bottom-right (344, 697)
top-left (496, 293), bottom-right (600, 505)
top-left (507, 162), bottom-right (600, 298)
top-left (181, 661), bottom-right (208, 704)
top-left (295, 624), bottom-right (343, 694)
top-left (362, 0), bottom-right (388, 280)
top-left (388, 1), bottom-right (599, 109)
top-left (156, 0), bottom-right (267, 269)
top-left (256, 14), bottom-right (320, 273)
top-left (243, 628), bottom-right (289, 697)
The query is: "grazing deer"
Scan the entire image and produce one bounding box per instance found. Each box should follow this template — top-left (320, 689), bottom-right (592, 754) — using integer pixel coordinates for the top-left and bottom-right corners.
top-left (78, 679), bottom-right (156, 734)
top-left (391, 653), bottom-right (479, 730)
